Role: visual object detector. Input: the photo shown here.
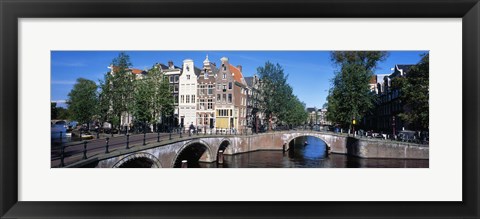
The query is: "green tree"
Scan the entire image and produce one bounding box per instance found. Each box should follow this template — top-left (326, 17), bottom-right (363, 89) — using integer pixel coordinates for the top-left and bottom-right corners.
top-left (326, 51), bottom-right (388, 129)
top-left (57, 107), bottom-right (69, 120)
top-left (284, 95), bottom-right (308, 126)
top-left (98, 52), bottom-right (135, 129)
top-left (132, 78), bottom-right (154, 126)
top-left (257, 62), bottom-right (292, 130)
top-left (67, 78), bottom-right (98, 127)
top-left (148, 65), bottom-right (174, 126)
top-left (51, 102), bottom-right (58, 119)
top-left (393, 53), bottom-right (429, 130)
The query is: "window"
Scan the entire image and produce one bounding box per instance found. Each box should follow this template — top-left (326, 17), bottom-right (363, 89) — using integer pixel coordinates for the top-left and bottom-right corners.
top-left (228, 94), bottom-right (232, 103)
top-left (186, 95), bottom-right (190, 103)
top-left (180, 95), bottom-right (185, 103)
top-left (192, 95), bottom-right (195, 103)
top-left (199, 99), bottom-right (205, 110)
top-left (174, 94), bottom-right (179, 104)
top-left (223, 94), bottom-right (227, 103)
top-left (217, 94), bottom-right (221, 101)
top-left (217, 84), bottom-right (221, 90)
top-left (223, 84), bottom-right (227, 91)
top-left (208, 84), bottom-right (214, 95)
top-left (228, 82), bottom-right (232, 89)
top-left (174, 75), bottom-right (179, 82)
top-left (207, 99), bottom-right (213, 109)
top-left (223, 73), bottom-right (226, 79)
top-left (174, 84), bottom-right (179, 92)
top-left (187, 75), bottom-right (190, 80)
top-left (170, 76), bottom-right (174, 83)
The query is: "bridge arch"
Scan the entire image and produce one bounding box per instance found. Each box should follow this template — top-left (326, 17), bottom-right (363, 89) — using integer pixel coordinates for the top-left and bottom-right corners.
top-left (113, 152), bottom-right (162, 168)
top-left (285, 134), bottom-right (329, 147)
top-left (285, 133), bottom-right (331, 154)
top-left (218, 138), bottom-right (232, 151)
top-left (172, 139), bottom-right (215, 168)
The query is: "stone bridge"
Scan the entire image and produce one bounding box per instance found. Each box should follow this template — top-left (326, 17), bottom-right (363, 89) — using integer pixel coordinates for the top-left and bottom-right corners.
top-left (67, 131), bottom-right (428, 168)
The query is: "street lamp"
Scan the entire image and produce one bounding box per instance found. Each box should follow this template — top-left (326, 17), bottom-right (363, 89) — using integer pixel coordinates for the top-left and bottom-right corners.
top-left (352, 116), bottom-right (356, 137)
top-left (392, 116), bottom-right (396, 139)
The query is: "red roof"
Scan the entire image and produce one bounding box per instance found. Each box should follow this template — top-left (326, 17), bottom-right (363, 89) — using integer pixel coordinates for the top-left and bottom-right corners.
top-left (130, 69), bottom-right (144, 75)
top-left (110, 66), bottom-right (144, 75)
top-left (229, 64), bottom-right (244, 84)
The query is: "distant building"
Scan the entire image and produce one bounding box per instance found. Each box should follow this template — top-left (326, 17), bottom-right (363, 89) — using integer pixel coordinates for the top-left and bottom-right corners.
top-left (318, 108), bottom-right (331, 125)
top-left (306, 107), bottom-right (318, 125)
top-left (306, 107), bottom-right (331, 126)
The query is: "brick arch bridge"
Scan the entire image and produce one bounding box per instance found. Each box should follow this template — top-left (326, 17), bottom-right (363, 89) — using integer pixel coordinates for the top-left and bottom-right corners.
top-left (67, 130), bottom-right (427, 168)
top-left (83, 131), bottom-right (346, 168)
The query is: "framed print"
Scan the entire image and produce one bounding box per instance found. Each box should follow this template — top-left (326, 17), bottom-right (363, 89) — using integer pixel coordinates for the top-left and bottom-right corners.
top-left (1, 0), bottom-right (479, 218)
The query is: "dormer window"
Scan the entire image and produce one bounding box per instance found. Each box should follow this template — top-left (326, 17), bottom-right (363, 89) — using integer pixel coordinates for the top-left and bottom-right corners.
top-left (186, 65), bottom-right (190, 72)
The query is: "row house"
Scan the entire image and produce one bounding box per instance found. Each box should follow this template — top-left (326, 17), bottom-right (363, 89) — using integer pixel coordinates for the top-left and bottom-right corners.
top-left (245, 75), bottom-right (264, 133)
top-left (214, 57), bottom-right (247, 131)
top-left (178, 59), bottom-right (200, 128)
top-left (197, 55), bottom-right (217, 130)
top-left (365, 64), bottom-right (413, 133)
top-left (306, 107), bottom-right (331, 126)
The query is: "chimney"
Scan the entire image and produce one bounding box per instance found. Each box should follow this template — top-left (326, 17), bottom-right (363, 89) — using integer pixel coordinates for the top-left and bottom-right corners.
top-left (168, 61), bottom-right (174, 69)
top-left (236, 65), bottom-right (242, 72)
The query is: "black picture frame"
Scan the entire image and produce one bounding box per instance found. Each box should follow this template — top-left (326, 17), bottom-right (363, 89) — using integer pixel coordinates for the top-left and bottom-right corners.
top-left (1, 0), bottom-right (479, 218)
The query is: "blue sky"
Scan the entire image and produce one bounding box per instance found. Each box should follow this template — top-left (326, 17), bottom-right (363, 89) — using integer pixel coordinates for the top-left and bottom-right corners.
top-left (51, 51), bottom-right (427, 108)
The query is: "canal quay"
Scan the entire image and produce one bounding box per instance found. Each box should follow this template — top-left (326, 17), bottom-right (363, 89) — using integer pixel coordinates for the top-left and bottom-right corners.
top-left (52, 130), bottom-right (429, 168)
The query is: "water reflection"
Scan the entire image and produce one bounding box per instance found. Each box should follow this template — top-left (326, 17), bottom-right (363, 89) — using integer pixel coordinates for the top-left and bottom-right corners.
top-left (198, 136), bottom-right (429, 168)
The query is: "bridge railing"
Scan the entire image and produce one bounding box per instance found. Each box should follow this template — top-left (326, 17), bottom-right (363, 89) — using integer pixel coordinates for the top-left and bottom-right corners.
top-left (51, 127), bottom-right (258, 168)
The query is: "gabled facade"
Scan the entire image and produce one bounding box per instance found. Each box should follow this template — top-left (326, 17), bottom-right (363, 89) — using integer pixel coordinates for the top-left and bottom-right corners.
top-left (178, 59), bottom-right (198, 128)
top-left (214, 57), bottom-right (243, 131)
top-left (231, 64), bottom-right (248, 133)
top-left (197, 55), bottom-right (217, 132)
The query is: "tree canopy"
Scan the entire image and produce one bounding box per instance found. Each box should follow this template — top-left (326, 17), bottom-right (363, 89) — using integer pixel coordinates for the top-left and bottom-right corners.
top-left (98, 52), bottom-right (135, 128)
top-left (393, 53), bottom-right (429, 130)
top-left (326, 51), bottom-right (388, 128)
top-left (67, 78), bottom-right (98, 125)
top-left (257, 61), bottom-right (307, 128)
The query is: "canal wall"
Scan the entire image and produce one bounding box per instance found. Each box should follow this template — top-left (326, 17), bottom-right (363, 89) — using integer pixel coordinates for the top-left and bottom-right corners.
top-left (345, 137), bottom-right (429, 159)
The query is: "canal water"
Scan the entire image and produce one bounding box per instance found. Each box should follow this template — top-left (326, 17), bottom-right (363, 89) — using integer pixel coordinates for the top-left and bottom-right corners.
top-left (197, 136), bottom-right (429, 168)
